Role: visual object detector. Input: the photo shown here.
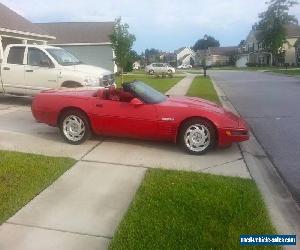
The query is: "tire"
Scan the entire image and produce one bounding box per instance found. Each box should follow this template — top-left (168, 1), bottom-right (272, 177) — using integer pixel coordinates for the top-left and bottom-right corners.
top-left (59, 109), bottom-right (91, 145)
top-left (168, 69), bottom-right (172, 74)
top-left (179, 118), bottom-right (216, 155)
top-left (149, 70), bottom-right (154, 75)
top-left (61, 81), bottom-right (82, 88)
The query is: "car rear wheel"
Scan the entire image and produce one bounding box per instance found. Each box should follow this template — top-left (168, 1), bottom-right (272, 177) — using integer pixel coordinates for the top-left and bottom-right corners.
top-left (59, 110), bottom-right (91, 145)
top-left (179, 118), bottom-right (216, 154)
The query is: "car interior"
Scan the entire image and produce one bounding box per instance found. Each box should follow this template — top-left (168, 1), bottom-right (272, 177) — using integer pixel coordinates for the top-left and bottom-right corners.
top-left (97, 85), bottom-right (134, 102)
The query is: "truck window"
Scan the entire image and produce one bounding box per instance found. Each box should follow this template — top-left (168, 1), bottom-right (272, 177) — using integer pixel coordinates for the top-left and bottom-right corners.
top-left (27, 48), bottom-right (51, 67)
top-left (7, 47), bottom-right (25, 65)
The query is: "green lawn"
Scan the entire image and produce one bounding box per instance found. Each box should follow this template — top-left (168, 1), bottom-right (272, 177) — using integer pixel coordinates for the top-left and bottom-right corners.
top-left (116, 75), bottom-right (184, 93)
top-left (0, 150), bottom-right (75, 224)
top-left (268, 69), bottom-right (300, 76)
top-left (109, 169), bottom-right (278, 250)
top-left (186, 76), bottom-right (221, 104)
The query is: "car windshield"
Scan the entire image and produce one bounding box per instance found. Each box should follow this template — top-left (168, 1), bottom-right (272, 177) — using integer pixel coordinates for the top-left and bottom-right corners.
top-left (124, 81), bottom-right (167, 104)
top-left (46, 48), bottom-right (82, 66)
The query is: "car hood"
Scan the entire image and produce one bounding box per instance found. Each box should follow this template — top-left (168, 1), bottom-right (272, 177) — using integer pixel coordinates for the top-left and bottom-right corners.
top-left (166, 96), bottom-right (240, 123)
top-left (166, 96), bottom-right (223, 111)
top-left (63, 64), bottom-right (112, 76)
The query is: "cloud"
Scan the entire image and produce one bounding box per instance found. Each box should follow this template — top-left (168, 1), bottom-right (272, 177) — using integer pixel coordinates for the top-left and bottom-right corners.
top-left (1, 0), bottom-right (300, 52)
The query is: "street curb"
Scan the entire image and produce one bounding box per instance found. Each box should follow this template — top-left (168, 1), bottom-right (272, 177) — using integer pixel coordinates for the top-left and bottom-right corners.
top-left (210, 76), bottom-right (300, 245)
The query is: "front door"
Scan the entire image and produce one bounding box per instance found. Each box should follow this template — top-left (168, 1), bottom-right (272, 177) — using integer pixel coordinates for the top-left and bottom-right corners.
top-left (91, 98), bottom-right (159, 139)
top-left (25, 47), bottom-right (58, 95)
top-left (1, 46), bottom-right (26, 95)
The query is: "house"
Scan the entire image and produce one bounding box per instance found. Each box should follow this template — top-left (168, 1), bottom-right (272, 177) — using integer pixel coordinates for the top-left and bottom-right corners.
top-left (236, 24), bottom-right (300, 67)
top-left (175, 47), bottom-right (195, 66)
top-left (37, 22), bottom-right (117, 72)
top-left (208, 46), bottom-right (238, 65)
top-left (0, 3), bottom-right (55, 60)
top-left (159, 52), bottom-right (177, 66)
top-left (195, 46), bottom-right (238, 66)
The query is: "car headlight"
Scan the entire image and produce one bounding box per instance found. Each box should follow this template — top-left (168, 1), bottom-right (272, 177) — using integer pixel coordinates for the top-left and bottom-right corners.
top-left (84, 76), bottom-right (99, 86)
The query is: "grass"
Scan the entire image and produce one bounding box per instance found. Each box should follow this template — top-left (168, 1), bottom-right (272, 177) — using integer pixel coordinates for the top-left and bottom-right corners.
top-left (116, 74), bottom-right (184, 93)
top-left (186, 76), bottom-right (221, 104)
top-left (268, 69), bottom-right (300, 76)
top-left (0, 150), bottom-right (75, 224)
top-left (109, 169), bottom-right (278, 250)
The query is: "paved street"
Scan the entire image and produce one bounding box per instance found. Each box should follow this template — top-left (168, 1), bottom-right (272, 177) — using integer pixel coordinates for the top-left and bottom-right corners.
top-left (210, 70), bottom-right (300, 204)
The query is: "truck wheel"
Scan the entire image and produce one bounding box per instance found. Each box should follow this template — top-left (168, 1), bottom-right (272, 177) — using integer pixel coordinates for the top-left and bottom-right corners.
top-left (59, 109), bottom-right (91, 145)
top-left (61, 81), bottom-right (82, 88)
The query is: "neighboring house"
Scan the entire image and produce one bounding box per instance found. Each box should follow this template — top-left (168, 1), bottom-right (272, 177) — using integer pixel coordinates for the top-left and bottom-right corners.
top-left (236, 24), bottom-right (300, 67)
top-left (195, 46), bottom-right (238, 66)
top-left (37, 22), bottom-right (117, 72)
top-left (133, 61), bottom-right (141, 70)
top-left (208, 46), bottom-right (238, 65)
top-left (175, 47), bottom-right (195, 66)
top-left (295, 38), bottom-right (300, 65)
top-left (160, 52), bottom-right (177, 66)
top-left (0, 3), bottom-right (55, 60)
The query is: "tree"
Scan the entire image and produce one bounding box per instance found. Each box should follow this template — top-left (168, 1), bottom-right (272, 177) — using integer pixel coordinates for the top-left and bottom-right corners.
top-left (109, 17), bottom-right (136, 84)
top-left (124, 50), bottom-right (140, 72)
top-left (193, 35), bottom-right (220, 51)
top-left (144, 48), bottom-right (161, 64)
top-left (255, 0), bottom-right (298, 64)
top-left (189, 57), bottom-right (195, 66)
top-left (239, 40), bottom-right (246, 47)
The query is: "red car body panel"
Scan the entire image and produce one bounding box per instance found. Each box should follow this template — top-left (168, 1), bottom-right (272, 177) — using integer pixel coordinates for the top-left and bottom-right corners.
top-left (31, 88), bottom-right (249, 147)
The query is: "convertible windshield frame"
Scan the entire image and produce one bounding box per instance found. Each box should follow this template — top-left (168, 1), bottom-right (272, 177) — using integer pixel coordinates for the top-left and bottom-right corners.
top-left (124, 81), bottom-right (167, 104)
top-left (46, 48), bottom-right (82, 66)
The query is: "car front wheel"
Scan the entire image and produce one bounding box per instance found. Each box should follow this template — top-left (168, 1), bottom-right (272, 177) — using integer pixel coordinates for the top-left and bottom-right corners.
top-left (59, 110), bottom-right (91, 145)
top-left (179, 118), bottom-right (216, 154)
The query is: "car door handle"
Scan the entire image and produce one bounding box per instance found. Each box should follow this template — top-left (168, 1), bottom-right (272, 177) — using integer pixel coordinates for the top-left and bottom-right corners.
top-left (26, 69), bottom-right (34, 72)
top-left (3, 67), bottom-right (10, 70)
top-left (96, 103), bottom-right (103, 108)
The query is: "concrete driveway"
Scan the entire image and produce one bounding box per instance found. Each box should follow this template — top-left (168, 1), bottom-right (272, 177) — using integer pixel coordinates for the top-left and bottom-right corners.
top-left (0, 94), bottom-right (250, 250)
top-left (0, 95), bottom-right (249, 177)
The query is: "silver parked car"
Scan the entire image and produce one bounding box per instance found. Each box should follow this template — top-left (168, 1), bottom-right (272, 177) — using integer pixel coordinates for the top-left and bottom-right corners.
top-left (145, 63), bottom-right (175, 75)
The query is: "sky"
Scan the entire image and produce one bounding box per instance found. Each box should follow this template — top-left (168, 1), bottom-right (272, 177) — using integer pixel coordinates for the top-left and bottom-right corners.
top-left (2, 0), bottom-right (300, 53)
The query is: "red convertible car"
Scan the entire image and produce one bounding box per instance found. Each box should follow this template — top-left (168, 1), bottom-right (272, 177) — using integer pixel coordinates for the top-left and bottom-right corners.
top-left (32, 81), bottom-right (249, 154)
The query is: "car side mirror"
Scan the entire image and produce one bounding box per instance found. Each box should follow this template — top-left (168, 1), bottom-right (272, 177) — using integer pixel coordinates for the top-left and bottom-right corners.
top-left (130, 98), bottom-right (143, 106)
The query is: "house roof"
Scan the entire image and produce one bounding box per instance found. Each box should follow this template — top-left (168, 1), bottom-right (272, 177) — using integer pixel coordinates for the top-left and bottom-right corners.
top-left (36, 22), bottom-right (115, 44)
top-left (209, 46), bottom-right (238, 56)
top-left (174, 47), bottom-right (185, 54)
top-left (174, 47), bottom-right (195, 55)
top-left (249, 24), bottom-right (300, 42)
top-left (0, 3), bottom-right (53, 39)
top-left (285, 23), bottom-right (300, 38)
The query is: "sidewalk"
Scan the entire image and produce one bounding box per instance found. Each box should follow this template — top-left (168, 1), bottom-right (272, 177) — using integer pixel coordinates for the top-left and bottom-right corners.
top-left (166, 74), bottom-right (195, 95)
top-left (0, 76), bottom-right (251, 250)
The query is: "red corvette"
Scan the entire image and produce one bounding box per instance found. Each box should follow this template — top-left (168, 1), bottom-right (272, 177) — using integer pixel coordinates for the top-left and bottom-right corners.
top-left (31, 81), bottom-right (249, 154)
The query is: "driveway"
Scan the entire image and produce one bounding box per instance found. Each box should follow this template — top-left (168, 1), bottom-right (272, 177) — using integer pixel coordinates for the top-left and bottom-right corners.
top-left (0, 92), bottom-right (250, 250)
top-left (210, 70), bottom-right (300, 204)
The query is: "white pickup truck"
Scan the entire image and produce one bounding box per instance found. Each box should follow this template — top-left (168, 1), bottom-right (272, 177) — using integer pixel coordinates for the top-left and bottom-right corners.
top-left (0, 44), bottom-right (114, 96)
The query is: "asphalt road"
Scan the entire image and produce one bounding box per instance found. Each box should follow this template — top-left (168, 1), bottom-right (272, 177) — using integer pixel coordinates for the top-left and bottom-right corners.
top-left (210, 70), bottom-right (300, 204)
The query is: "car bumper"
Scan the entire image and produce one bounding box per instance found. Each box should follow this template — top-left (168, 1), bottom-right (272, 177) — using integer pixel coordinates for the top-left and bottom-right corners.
top-left (218, 119), bottom-right (249, 146)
